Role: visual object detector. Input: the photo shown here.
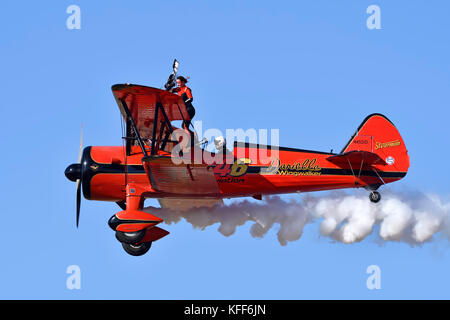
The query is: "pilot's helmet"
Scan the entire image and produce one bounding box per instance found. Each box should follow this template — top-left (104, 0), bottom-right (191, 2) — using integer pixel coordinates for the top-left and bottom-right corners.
top-left (214, 136), bottom-right (226, 150)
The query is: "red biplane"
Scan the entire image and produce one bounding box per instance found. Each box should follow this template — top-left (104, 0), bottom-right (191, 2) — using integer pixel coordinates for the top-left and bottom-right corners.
top-left (65, 84), bottom-right (410, 256)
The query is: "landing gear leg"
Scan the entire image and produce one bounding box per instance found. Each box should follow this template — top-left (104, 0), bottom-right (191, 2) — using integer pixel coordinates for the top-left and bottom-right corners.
top-left (110, 185), bottom-right (167, 256)
top-left (369, 191), bottom-right (381, 203)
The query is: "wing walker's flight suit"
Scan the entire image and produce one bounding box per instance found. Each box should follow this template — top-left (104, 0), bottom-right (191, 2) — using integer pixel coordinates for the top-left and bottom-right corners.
top-left (172, 85), bottom-right (195, 129)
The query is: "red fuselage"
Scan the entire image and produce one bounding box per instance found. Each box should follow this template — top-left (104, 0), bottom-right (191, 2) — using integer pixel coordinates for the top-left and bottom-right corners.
top-left (79, 143), bottom-right (406, 203)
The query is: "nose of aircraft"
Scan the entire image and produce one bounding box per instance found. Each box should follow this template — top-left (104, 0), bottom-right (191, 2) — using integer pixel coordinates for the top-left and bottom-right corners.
top-left (65, 163), bottom-right (82, 182)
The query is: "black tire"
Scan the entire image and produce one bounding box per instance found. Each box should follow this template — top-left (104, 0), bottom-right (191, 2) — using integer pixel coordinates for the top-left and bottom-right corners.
top-left (369, 191), bottom-right (381, 203)
top-left (115, 229), bottom-right (146, 244)
top-left (122, 242), bottom-right (152, 256)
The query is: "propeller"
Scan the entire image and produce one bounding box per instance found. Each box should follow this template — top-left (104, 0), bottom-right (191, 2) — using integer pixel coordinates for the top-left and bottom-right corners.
top-left (65, 125), bottom-right (83, 228)
top-left (76, 125), bottom-right (83, 227)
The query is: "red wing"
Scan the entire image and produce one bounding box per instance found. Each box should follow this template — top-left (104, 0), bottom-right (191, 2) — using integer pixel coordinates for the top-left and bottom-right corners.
top-left (112, 84), bottom-right (190, 140)
top-left (143, 156), bottom-right (221, 196)
top-left (158, 198), bottom-right (223, 211)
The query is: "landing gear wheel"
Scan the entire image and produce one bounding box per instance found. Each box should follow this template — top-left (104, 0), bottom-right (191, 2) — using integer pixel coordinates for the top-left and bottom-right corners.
top-left (122, 242), bottom-right (152, 256)
top-left (115, 229), bottom-right (146, 244)
top-left (369, 191), bottom-right (381, 203)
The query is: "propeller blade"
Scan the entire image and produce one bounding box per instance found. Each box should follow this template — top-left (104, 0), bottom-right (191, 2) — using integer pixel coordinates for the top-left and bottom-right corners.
top-left (76, 124), bottom-right (83, 228)
top-left (76, 179), bottom-right (81, 228)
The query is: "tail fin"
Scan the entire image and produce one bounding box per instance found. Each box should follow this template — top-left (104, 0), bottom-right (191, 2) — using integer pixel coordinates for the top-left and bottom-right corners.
top-left (341, 113), bottom-right (410, 173)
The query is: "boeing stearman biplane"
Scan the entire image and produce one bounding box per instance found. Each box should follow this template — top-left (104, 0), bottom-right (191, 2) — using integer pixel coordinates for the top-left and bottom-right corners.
top-left (65, 83), bottom-right (410, 256)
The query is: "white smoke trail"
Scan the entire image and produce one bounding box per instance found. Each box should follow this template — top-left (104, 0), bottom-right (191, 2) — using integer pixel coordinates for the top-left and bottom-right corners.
top-left (144, 190), bottom-right (450, 246)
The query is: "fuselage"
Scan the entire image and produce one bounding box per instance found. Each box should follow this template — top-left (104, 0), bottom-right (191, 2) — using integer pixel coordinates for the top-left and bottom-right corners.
top-left (75, 143), bottom-right (407, 202)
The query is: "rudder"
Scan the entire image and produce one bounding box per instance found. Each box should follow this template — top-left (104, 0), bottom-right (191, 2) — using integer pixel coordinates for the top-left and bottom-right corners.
top-left (341, 113), bottom-right (410, 173)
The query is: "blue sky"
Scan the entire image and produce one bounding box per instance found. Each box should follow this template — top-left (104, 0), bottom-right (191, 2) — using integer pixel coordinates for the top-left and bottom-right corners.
top-left (0, 1), bottom-right (449, 299)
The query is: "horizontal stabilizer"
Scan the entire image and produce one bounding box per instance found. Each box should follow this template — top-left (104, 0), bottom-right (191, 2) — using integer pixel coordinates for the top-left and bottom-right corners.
top-left (327, 150), bottom-right (387, 167)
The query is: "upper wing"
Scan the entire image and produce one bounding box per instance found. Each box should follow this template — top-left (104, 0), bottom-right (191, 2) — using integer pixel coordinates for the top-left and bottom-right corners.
top-left (111, 84), bottom-right (191, 140)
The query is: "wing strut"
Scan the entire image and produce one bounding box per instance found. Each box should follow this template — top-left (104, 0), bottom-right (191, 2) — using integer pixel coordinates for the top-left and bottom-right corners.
top-left (372, 167), bottom-right (386, 186)
top-left (120, 99), bottom-right (149, 157)
top-left (150, 102), bottom-right (159, 156)
top-left (345, 155), bottom-right (361, 186)
top-left (148, 101), bottom-right (176, 157)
